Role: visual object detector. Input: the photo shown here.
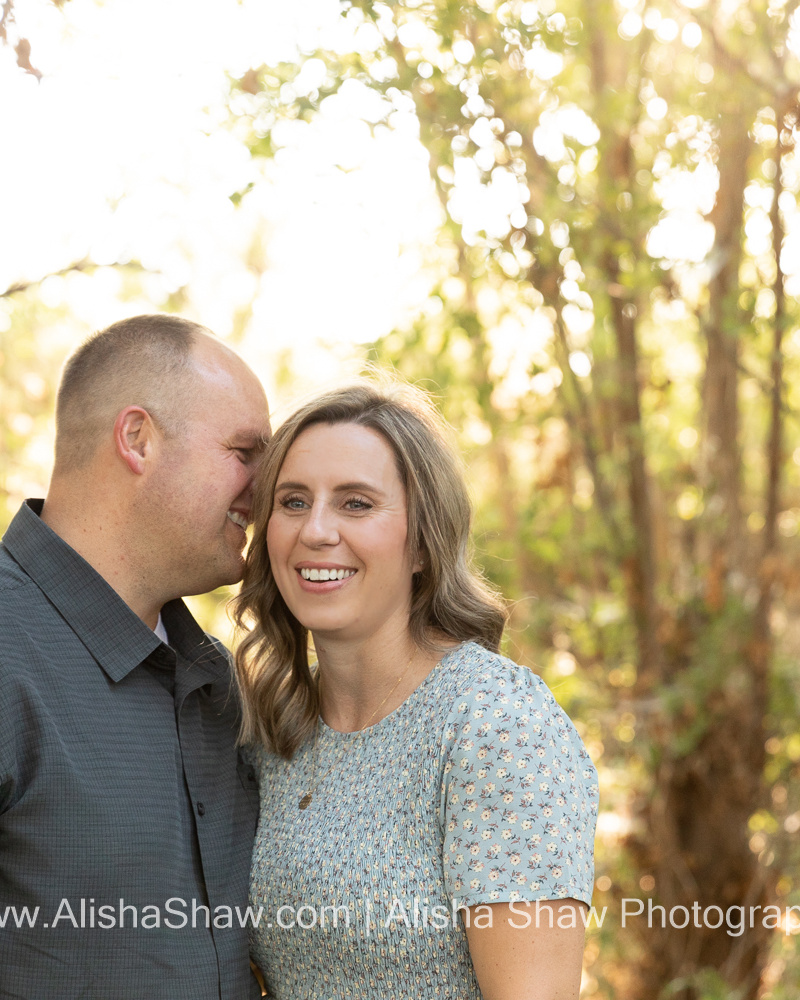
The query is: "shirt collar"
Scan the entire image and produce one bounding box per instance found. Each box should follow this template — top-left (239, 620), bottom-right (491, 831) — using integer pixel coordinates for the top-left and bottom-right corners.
top-left (161, 595), bottom-right (231, 690)
top-left (2, 500), bottom-right (227, 686)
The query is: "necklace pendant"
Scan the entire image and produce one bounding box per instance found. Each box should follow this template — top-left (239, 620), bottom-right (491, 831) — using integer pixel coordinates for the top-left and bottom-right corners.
top-left (298, 793), bottom-right (312, 810)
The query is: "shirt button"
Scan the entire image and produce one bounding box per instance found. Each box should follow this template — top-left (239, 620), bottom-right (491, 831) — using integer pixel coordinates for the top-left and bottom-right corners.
top-left (197, 801), bottom-right (206, 816)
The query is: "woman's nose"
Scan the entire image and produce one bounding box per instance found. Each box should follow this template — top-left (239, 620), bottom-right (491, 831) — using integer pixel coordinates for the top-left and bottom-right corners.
top-left (298, 502), bottom-right (339, 546)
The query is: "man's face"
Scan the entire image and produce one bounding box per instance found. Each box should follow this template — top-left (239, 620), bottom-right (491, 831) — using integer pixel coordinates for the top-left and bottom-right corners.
top-left (143, 339), bottom-right (270, 598)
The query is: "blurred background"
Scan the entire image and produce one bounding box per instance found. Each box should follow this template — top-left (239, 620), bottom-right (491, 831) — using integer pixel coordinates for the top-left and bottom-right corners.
top-left (2, 0), bottom-right (800, 996)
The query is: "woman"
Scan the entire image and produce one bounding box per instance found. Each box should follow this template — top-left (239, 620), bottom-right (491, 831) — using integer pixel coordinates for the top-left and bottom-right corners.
top-left (235, 381), bottom-right (598, 1000)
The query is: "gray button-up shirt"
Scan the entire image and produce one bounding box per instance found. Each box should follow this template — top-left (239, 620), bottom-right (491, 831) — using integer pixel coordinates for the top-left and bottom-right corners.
top-left (0, 501), bottom-right (261, 1000)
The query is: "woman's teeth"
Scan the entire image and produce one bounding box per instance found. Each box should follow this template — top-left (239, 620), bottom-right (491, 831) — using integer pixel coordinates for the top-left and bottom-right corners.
top-left (299, 568), bottom-right (356, 582)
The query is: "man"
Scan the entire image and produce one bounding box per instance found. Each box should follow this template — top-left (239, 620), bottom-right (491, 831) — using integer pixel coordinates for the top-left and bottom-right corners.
top-left (0, 315), bottom-right (271, 999)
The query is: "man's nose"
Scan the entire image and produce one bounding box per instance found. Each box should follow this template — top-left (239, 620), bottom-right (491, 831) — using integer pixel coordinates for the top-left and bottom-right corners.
top-left (235, 479), bottom-right (255, 517)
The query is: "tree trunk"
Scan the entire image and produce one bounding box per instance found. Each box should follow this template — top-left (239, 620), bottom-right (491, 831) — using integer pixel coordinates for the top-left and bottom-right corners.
top-left (629, 107), bottom-right (784, 1000)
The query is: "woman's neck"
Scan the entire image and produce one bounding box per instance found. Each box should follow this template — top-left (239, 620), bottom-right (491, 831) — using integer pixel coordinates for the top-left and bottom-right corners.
top-left (313, 620), bottom-right (440, 732)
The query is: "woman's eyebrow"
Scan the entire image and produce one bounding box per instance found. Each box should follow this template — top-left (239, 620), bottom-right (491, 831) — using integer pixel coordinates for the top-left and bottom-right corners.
top-left (274, 480), bottom-right (308, 491)
top-left (333, 481), bottom-right (386, 496)
top-left (274, 480), bottom-right (386, 497)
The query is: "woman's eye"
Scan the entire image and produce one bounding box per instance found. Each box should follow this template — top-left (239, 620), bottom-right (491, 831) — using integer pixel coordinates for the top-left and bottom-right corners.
top-left (278, 495), bottom-right (307, 510)
top-left (344, 496), bottom-right (373, 511)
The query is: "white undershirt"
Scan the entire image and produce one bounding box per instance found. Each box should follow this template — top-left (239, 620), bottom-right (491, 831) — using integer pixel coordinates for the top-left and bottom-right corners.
top-left (154, 614), bottom-right (169, 645)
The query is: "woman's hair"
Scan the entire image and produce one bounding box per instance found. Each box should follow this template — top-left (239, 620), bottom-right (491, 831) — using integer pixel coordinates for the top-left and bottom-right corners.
top-left (233, 377), bottom-right (508, 757)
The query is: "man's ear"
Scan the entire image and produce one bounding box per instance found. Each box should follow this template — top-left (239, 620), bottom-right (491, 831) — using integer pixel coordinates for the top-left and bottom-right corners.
top-left (113, 406), bottom-right (157, 475)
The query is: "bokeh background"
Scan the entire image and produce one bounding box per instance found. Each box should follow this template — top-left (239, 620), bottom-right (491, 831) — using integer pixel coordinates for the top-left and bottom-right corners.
top-left (2, 1), bottom-right (800, 997)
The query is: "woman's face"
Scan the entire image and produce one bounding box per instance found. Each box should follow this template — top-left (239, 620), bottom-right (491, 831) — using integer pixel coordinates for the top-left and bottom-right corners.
top-left (266, 421), bottom-right (422, 644)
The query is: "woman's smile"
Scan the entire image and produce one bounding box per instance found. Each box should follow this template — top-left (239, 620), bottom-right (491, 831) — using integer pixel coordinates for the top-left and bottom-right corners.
top-left (296, 564), bottom-right (358, 587)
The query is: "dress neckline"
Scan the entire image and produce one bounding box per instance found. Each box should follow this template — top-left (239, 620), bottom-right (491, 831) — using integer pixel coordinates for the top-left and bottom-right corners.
top-left (316, 641), bottom-right (470, 741)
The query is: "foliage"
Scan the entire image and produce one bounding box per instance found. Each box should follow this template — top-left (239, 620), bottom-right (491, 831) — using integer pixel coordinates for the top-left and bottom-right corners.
top-left (0, 260), bottom-right (157, 527)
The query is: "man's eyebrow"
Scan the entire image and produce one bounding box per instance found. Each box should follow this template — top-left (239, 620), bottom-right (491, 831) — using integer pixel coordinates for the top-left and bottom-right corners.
top-left (231, 434), bottom-right (269, 451)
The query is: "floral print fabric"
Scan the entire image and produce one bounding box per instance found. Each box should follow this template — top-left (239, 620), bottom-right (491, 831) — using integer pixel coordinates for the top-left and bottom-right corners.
top-left (441, 657), bottom-right (597, 907)
top-left (248, 642), bottom-right (598, 1000)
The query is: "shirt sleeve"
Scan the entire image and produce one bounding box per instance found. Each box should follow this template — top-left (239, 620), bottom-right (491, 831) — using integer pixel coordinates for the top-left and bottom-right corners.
top-left (440, 657), bottom-right (598, 908)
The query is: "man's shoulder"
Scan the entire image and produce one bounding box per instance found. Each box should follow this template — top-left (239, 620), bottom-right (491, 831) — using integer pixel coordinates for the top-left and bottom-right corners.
top-left (0, 549), bottom-right (65, 679)
top-left (0, 544), bottom-right (45, 635)
top-left (0, 543), bottom-right (34, 593)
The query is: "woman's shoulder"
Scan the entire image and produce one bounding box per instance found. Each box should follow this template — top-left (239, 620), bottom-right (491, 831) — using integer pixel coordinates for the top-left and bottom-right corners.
top-left (437, 640), bottom-right (553, 706)
top-left (438, 642), bottom-right (594, 764)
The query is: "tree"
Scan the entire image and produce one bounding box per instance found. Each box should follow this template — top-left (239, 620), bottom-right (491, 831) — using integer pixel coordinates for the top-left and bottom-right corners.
top-left (228, 1), bottom-right (800, 996)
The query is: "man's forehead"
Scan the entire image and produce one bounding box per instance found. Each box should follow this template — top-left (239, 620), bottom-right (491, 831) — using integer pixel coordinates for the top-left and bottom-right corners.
top-left (190, 351), bottom-right (256, 391)
top-left (223, 407), bottom-right (271, 445)
top-left (191, 344), bottom-right (267, 402)
top-left (181, 336), bottom-right (269, 436)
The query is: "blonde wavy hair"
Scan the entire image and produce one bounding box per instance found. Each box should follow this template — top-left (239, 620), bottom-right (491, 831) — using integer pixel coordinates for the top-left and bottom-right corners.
top-left (233, 378), bottom-right (507, 758)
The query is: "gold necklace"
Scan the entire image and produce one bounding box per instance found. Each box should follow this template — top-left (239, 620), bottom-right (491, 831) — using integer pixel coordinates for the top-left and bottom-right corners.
top-left (298, 651), bottom-right (416, 810)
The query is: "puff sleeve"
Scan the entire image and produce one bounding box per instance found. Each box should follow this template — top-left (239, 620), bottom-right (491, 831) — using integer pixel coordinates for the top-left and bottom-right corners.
top-left (440, 658), bottom-right (598, 908)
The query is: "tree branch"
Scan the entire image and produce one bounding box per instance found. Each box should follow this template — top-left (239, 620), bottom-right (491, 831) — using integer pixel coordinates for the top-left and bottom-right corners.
top-left (1, 258), bottom-right (152, 299)
top-left (552, 308), bottom-right (627, 558)
top-left (688, 3), bottom-right (790, 100)
top-left (756, 109), bottom-right (793, 622)
top-left (0, 0), bottom-right (14, 41)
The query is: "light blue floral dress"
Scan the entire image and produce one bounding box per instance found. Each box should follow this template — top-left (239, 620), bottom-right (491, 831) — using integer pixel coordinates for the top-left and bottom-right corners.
top-left (248, 642), bottom-right (598, 999)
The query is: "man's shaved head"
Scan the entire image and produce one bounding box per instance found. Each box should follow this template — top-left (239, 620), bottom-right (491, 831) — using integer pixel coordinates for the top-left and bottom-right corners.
top-left (43, 312), bottom-right (270, 614)
top-left (54, 314), bottom-right (213, 472)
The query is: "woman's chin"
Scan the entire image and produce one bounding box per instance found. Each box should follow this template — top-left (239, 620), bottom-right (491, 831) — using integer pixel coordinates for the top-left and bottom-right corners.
top-left (295, 616), bottom-right (347, 638)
